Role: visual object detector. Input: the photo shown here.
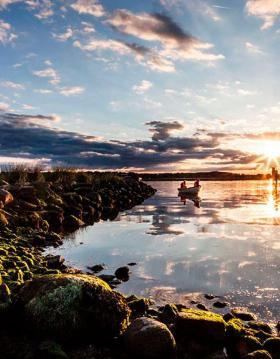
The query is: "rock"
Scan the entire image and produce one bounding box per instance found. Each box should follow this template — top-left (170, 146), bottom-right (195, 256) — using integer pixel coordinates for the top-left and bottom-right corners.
top-left (176, 308), bottom-right (226, 344)
top-left (248, 321), bottom-right (272, 334)
top-left (124, 317), bottom-right (176, 359)
top-left (87, 264), bottom-right (105, 273)
top-left (45, 255), bottom-right (65, 269)
top-left (0, 283), bottom-right (11, 303)
top-left (98, 274), bottom-right (115, 283)
top-left (197, 303), bottom-right (208, 311)
top-left (213, 301), bottom-right (228, 308)
top-left (243, 350), bottom-right (272, 358)
top-left (223, 313), bottom-right (234, 322)
top-left (127, 262), bottom-right (137, 266)
top-left (159, 304), bottom-right (179, 324)
top-left (0, 189), bottom-right (13, 206)
top-left (128, 298), bottom-right (148, 316)
top-left (42, 210), bottom-right (64, 229)
top-left (263, 337), bottom-right (280, 357)
top-left (36, 340), bottom-right (68, 359)
top-left (63, 215), bottom-right (84, 231)
top-left (235, 335), bottom-right (262, 357)
top-left (231, 309), bottom-right (257, 321)
top-left (16, 274), bottom-right (130, 342)
top-left (205, 294), bottom-right (216, 300)
top-left (0, 210), bottom-right (8, 226)
top-left (115, 266), bottom-right (130, 281)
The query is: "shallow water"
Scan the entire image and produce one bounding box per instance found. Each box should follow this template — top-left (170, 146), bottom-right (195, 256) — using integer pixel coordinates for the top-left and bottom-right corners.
top-left (47, 180), bottom-right (280, 323)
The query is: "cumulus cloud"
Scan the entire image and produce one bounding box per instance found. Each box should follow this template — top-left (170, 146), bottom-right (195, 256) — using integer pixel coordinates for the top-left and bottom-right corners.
top-left (33, 67), bottom-right (61, 85)
top-left (71, 0), bottom-right (105, 17)
top-left (1, 80), bottom-right (25, 90)
top-left (246, 0), bottom-right (280, 29)
top-left (73, 9), bottom-right (216, 73)
top-left (0, 113), bottom-right (258, 170)
top-left (58, 86), bottom-right (85, 96)
top-left (0, 19), bottom-right (17, 44)
top-left (133, 80), bottom-right (153, 94)
top-left (25, 0), bottom-right (54, 19)
top-left (146, 120), bottom-right (184, 141)
top-left (53, 27), bottom-right (74, 42)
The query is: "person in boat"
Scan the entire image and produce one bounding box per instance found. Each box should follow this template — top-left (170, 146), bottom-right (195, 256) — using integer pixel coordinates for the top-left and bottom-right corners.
top-left (180, 180), bottom-right (187, 189)
top-left (194, 179), bottom-right (200, 187)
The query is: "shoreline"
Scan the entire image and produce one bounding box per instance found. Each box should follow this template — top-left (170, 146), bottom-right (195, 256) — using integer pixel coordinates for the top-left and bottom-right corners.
top-left (0, 170), bottom-right (279, 359)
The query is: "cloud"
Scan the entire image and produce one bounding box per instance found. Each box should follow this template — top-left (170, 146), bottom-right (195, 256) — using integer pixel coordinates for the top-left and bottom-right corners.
top-left (58, 86), bottom-right (85, 96)
top-left (33, 67), bottom-right (60, 85)
top-left (71, 0), bottom-right (105, 17)
top-left (34, 88), bottom-right (53, 94)
top-left (0, 19), bottom-right (17, 44)
top-left (0, 80), bottom-right (25, 90)
top-left (53, 27), bottom-right (74, 42)
top-left (0, 113), bottom-right (260, 170)
top-left (237, 88), bottom-right (257, 96)
top-left (0, 102), bottom-right (9, 111)
top-left (107, 10), bottom-right (224, 63)
top-left (0, 0), bottom-right (20, 9)
top-left (245, 41), bottom-right (263, 54)
top-left (22, 104), bottom-right (35, 110)
top-left (25, 0), bottom-right (54, 19)
top-left (246, 0), bottom-right (280, 29)
top-left (133, 80), bottom-right (153, 94)
top-left (146, 120), bottom-right (184, 141)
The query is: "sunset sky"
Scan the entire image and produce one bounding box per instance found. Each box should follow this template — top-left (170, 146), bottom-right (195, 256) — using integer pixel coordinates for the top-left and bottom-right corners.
top-left (0, 0), bottom-right (280, 172)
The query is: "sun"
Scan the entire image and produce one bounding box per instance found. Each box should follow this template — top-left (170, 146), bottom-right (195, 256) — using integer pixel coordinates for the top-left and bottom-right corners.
top-left (252, 140), bottom-right (280, 170)
top-left (261, 141), bottom-right (280, 160)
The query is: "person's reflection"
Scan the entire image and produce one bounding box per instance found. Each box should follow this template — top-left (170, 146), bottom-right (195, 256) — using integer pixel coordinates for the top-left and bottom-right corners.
top-left (272, 186), bottom-right (279, 211)
top-left (180, 195), bottom-right (201, 208)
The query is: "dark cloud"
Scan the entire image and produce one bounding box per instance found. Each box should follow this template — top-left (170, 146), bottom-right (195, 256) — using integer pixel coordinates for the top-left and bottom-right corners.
top-left (0, 113), bottom-right (258, 170)
top-left (107, 10), bottom-right (197, 48)
top-left (146, 120), bottom-right (184, 141)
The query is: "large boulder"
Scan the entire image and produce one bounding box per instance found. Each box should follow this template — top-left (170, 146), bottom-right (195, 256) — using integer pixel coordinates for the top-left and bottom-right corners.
top-left (176, 308), bottom-right (226, 344)
top-left (124, 317), bottom-right (176, 359)
top-left (16, 274), bottom-right (130, 342)
top-left (0, 189), bottom-right (13, 206)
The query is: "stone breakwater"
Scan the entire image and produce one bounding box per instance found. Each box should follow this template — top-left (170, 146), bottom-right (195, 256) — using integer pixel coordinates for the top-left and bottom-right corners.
top-left (0, 173), bottom-right (280, 359)
top-left (0, 173), bottom-right (156, 295)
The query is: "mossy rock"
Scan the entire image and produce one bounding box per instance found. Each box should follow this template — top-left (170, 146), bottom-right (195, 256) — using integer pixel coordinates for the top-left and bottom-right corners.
top-left (16, 274), bottom-right (131, 342)
top-left (176, 308), bottom-right (226, 344)
top-left (63, 215), bottom-right (84, 231)
top-left (159, 303), bottom-right (179, 324)
top-left (244, 350), bottom-right (272, 358)
top-left (124, 317), bottom-right (176, 359)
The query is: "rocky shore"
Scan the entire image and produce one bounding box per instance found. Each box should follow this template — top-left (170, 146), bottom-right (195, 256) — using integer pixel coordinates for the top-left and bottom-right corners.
top-left (0, 170), bottom-right (280, 359)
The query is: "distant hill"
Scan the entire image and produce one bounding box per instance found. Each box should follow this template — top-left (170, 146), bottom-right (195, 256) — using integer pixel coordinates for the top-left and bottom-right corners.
top-left (140, 171), bottom-right (269, 181)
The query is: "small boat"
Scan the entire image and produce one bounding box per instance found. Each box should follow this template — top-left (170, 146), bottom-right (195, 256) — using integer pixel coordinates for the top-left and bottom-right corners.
top-left (178, 185), bottom-right (201, 196)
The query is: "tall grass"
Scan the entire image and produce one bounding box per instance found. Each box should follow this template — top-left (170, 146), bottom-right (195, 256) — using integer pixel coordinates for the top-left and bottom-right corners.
top-left (0, 165), bottom-right (127, 187)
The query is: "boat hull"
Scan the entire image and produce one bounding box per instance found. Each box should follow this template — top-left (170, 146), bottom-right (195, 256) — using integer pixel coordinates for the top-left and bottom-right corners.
top-left (178, 185), bottom-right (201, 196)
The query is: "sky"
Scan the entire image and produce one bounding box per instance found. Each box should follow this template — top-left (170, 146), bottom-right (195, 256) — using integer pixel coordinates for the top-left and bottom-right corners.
top-left (0, 0), bottom-right (280, 172)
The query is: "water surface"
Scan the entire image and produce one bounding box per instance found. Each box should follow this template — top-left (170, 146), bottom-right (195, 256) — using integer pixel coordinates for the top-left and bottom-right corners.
top-left (48, 180), bottom-right (280, 323)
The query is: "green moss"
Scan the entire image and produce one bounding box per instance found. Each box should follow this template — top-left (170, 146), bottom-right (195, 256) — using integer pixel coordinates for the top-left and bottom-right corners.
top-left (226, 318), bottom-right (245, 339)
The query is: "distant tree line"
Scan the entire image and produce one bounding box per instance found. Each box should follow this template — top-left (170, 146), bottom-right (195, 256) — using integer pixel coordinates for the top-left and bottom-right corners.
top-left (140, 171), bottom-right (270, 181)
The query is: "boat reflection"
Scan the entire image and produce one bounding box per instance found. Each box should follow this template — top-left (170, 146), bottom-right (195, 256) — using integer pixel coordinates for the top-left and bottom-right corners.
top-left (179, 194), bottom-right (201, 208)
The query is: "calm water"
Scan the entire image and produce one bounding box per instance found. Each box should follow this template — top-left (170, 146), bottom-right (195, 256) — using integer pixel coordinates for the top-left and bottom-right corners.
top-left (48, 181), bottom-right (280, 323)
